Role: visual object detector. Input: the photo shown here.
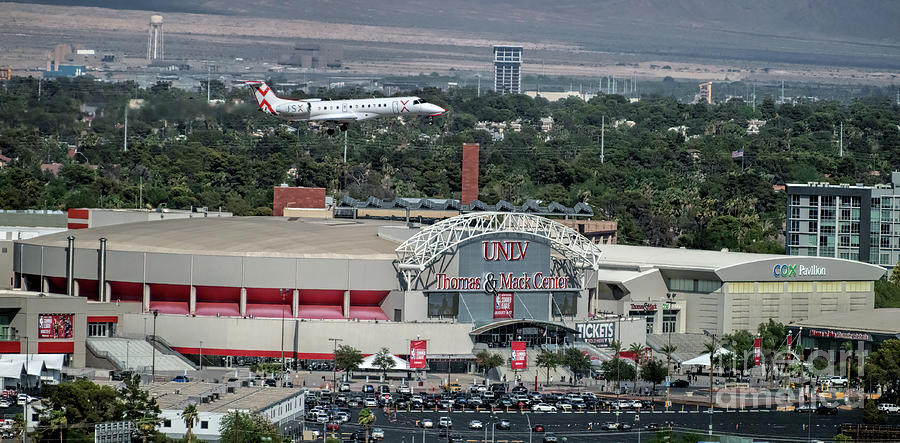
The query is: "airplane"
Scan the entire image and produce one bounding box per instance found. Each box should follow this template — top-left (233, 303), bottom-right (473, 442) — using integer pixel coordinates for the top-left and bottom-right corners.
top-left (244, 81), bottom-right (446, 134)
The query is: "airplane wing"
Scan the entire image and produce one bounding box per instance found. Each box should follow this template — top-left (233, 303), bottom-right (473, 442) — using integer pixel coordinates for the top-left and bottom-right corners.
top-left (306, 113), bottom-right (360, 123)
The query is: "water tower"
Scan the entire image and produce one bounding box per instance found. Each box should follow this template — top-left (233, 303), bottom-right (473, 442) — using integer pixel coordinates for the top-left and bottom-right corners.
top-left (147, 15), bottom-right (164, 62)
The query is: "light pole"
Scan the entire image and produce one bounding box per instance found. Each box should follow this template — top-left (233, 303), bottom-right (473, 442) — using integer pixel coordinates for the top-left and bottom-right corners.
top-left (280, 288), bottom-right (289, 385)
top-left (704, 330), bottom-right (717, 437)
top-left (199, 340), bottom-right (203, 371)
top-left (328, 338), bottom-right (342, 389)
top-left (525, 413), bottom-right (532, 443)
top-left (151, 310), bottom-right (158, 380)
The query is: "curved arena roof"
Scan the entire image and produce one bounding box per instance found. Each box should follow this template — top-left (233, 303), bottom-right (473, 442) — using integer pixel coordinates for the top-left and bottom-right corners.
top-left (21, 217), bottom-right (403, 258)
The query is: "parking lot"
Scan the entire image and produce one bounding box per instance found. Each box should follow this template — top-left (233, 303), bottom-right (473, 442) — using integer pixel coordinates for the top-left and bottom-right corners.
top-left (293, 383), bottom-right (900, 442)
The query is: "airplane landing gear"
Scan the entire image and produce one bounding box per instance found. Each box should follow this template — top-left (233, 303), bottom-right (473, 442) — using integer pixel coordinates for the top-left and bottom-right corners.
top-left (340, 124), bottom-right (348, 132)
top-left (326, 128), bottom-right (336, 136)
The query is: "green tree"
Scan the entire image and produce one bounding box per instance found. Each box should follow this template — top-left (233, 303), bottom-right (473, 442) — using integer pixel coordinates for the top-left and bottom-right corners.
top-left (863, 399), bottom-right (886, 424)
top-left (599, 358), bottom-right (636, 389)
top-left (372, 347), bottom-right (396, 380)
top-left (661, 343), bottom-right (678, 380)
top-left (891, 257), bottom-right (900, 285)
top-left (721, 329), bottom-right (754, 375)
top-left (475, 350), bottom-right (504, 380)
top-left (36, 378), bottom-right (124, 441)
top-left (628, 342), bottom-right (645, 394)
top-left (864, 339), bottom-right (900, 393)
top-left (219, 410), bottom-right (281, 443)
top-left (535, 350), bottom-right (561, 384)
top-left (333, 345), bottom-right (364, 377)
top-left (182, 403), bottom-right (199, 442)
top-left (358, 407), bottom-right (376, 442)
top-left (757, 319), bottom-right (787, 381)
top-left (641, 358), bottom-right (669, 394)
top-left (12, 413), bottom-right (24, 443)
top-left (561, 347), bottom-right (592, 385)
top-left (48, 409), bottom-right (67, 443)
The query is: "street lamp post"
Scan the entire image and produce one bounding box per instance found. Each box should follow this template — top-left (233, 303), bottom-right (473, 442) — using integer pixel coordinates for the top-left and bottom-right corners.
top-left (328, 338), bottom-right (342, 389)
top-left (704, 330), bottom-right (717, 437)
top-left (525, 413), bottom-right (532, 443)
top-left (199, 340), bottom-right (203, 371)
top-left (280, 288), bottom-right (288, 385)
top-left (151, 310), bottom-right (158, 380)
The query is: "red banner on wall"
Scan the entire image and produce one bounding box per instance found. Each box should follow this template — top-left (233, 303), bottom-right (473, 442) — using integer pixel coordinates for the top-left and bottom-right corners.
top-left (493, 292), bottom-right (514, 319)
top-left (510, 341), bottom-right (527, 370)
top-left (38, 314), bottom-right (74, 339)
top-left (753, 338), bottom-right (762, 366)
top-left (409, 340), bottom-right (427, 369)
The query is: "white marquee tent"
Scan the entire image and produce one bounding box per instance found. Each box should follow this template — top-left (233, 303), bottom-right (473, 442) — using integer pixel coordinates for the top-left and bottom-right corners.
top-left (681, 348), bottom-right (733, 367)
top-left (358, 353), bottom-right (410, 371)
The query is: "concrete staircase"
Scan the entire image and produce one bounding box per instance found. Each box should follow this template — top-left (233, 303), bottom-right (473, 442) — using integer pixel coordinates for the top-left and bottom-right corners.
top-left (487, 347), bottom-right (573, 385)
top-left (87, 337), bottom-right (195, 372)
top-left (646, 333), bottom-right (710, 363)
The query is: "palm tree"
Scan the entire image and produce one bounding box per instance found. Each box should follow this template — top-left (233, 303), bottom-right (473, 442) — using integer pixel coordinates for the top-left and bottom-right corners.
top-left (704, 337), bottom-right (718, 410)
top-left (611, 340), bottom-right (623, 395)
top-left (628, 343), bottom-right (644, 395)
top-left (358, 407), bottom-right (376, 442)
top-left (181, 403), bottom-right (198, 442)
top-left (48, 409), bottom-right (67, 443)
top-left (535, 350), bottom-right (560, 384)
top-left (475, 350), bottom-right (503, 380)
top-left (661, 344), bottom-right (678, 379)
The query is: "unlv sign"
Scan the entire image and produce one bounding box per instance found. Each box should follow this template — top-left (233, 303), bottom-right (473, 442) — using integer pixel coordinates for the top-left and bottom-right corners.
top-left (483, 240), bottom-right (529, 261)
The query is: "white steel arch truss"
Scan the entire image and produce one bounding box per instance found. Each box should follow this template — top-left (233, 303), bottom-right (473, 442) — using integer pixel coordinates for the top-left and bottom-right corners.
top-left (395, 212), bottom-right (603, 272)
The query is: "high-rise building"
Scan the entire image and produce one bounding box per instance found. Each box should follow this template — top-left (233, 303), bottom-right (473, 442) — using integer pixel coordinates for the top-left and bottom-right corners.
top-left (493, 45), bottom-right (522, 94)
top-left (786, 172), bottom-right (900, 268)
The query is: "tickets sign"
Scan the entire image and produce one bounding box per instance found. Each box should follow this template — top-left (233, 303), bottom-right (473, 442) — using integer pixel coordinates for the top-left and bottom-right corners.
top-left (510, 341), bottom-right (527, 370)
top-left (409, 340), bottom-right (427, 369)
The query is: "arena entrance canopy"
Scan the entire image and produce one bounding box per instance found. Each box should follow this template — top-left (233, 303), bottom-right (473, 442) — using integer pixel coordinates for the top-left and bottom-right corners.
top-left (395, 212), bottom-right (603, 275)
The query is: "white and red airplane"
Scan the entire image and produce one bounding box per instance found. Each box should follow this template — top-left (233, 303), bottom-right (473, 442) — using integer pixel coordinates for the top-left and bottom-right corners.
top-left (245, 81), bottom-right (446, 133)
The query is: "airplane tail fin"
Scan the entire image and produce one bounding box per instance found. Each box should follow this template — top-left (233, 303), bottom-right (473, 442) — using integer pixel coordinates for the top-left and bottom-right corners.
top-left (244, 81), bottom-right (280, 115)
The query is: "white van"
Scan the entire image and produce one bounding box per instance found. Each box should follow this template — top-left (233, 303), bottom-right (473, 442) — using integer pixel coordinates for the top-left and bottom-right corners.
top-left (877, 403), bottom-right (900, 413)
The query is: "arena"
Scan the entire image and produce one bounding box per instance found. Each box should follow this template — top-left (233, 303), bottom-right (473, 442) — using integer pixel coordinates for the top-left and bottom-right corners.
top-left (8, 212), bottom-right (886, 372)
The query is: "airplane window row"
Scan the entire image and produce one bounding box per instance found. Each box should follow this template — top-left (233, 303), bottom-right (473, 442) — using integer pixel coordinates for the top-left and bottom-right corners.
top-left (319, 103), bottom-right (389, 111)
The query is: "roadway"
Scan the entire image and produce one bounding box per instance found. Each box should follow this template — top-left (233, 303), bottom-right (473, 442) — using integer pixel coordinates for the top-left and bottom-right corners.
top-left (300, 407), bottom-right (900, 443)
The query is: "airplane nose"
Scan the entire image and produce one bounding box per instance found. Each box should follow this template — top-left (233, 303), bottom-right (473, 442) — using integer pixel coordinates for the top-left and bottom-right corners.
top-left (428, 104), bottom-right (446, 116)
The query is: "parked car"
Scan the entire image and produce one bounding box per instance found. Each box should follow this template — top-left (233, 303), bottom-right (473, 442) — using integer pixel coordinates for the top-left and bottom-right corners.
top-left (816, 403), bottom-right (839, 415)
top-left (438, 416), bottom-right (453, 428)
top-left (468, 420), bottom-right (483, 430)
top-left (670, 379), bottom-right (690, 388)
top-left (878, 403), bottom-right (900, 413)
top-left (326, 421), bottom-right (340, 432)
top-left (339, 383), bottom-right (351, 392)
top-left (370, 428), bottom-right (384, 440)
top-left (364, 397), bottom-right (378, 407)
top-left (449, 435), bottom-right (465, 443)
top-left (795, 403), bottom-right (815, 413)
top-left (556, 401), bottom-right (573, 412)
top-left (397, 385), bottom-right (411, 394)
top-left (172, 375), bottom-right (190, 382)
top-left (827, 376), bottom-right (848, 387)
top-left (264, 379), bottom-right (277, 387)
top-left (531, 403), bottom-right (557, 412)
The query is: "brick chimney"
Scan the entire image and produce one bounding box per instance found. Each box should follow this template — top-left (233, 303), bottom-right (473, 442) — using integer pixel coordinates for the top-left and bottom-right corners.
top-left (462, 143), bottom-right (479, 204)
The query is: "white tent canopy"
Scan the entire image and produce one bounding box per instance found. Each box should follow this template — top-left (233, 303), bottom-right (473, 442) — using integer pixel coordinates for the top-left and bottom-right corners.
top-left (358, 353), bottom-right (410, 371)
top-left (681, 348), bottom-right (732, 366)
top-left (0, 354), bottom-right (65, 371)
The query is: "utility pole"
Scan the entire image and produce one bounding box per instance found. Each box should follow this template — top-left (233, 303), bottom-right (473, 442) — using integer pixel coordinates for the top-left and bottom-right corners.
top-left (328, 338), bottom-right (343, 389)
top-left (839, 121), bottom-right (843, 157)
top-left (151, 310), bottom-right (159, 381)
top-left (207, 63), bottom-right (211, 103)
top-left (124, 104), bottom-right (128, 152)
top-left (343, 130), bottom-right (348, 163)
top-left (600, 115), bottom-right (605, 164)
top-left (781, 80), bottom-right (785, 104)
